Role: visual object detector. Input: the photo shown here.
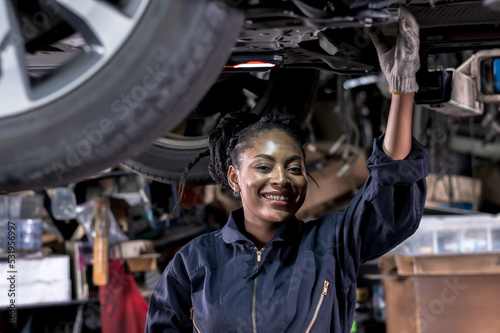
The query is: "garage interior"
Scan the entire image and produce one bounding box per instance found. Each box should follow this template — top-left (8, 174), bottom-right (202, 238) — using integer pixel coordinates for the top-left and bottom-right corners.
top-left (2, 0), bottom-right (500, 332)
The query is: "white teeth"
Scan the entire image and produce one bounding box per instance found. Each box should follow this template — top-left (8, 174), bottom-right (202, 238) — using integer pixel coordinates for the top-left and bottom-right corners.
top-left (264, 195), bottom-right (289, 201)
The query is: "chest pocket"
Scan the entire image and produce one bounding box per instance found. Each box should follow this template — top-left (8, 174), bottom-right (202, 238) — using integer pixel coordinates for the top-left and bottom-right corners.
top-left (303, 279), bottom-right (330, 333)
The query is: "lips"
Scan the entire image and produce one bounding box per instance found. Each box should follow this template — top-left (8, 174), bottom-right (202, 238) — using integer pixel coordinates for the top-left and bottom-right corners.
top-left (264, 194), bottom-right (290, 201)
top-left (261, 191), bottom-right (295, 203)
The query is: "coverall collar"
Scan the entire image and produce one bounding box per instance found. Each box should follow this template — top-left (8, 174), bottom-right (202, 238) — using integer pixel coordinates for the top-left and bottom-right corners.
top-left (221, 208), bottom-right (302, 246)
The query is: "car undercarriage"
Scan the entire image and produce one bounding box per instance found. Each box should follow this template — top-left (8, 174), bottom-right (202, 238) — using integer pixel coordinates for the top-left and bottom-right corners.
top-left (1, 0), bottom-right (500, 191)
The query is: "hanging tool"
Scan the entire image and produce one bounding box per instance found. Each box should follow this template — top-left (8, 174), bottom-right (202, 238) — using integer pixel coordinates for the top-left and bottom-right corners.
top-left (93, 197), bottom-right (110, 286)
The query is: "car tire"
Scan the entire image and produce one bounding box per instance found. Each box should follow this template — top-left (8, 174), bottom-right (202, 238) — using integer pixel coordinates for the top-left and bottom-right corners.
top-left (0, 0), bottom-right (243, 192)
top-left (124, 69), bottom-right (320, 185)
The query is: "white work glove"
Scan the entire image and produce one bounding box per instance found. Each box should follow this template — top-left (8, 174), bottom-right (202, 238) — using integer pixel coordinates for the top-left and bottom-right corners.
top-left (367, 7), bottom-right (420, 95)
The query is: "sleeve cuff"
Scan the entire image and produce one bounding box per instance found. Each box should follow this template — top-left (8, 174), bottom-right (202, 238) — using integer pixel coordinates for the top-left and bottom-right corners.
top-left (366, 134), bottom-right (430, 185)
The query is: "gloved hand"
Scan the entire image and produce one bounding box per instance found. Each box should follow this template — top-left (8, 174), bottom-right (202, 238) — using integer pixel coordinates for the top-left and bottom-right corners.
top-left (367, 7), bottom-right (420, 95)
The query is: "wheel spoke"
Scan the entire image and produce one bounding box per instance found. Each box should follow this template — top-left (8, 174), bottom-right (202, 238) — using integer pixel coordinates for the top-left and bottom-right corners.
top-left (54, 0), bottom-right (134, 53)
top-left (0, 0), bottom-right (32, 117)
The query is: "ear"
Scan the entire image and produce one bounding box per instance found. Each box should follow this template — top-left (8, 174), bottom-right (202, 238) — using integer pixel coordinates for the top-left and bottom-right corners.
top-left (227, 165), bottom-right (240, 193)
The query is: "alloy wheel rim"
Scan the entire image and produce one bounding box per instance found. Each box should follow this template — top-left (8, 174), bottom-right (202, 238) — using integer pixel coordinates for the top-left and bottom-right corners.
top-left (0, 0), bottom-right (150, 118)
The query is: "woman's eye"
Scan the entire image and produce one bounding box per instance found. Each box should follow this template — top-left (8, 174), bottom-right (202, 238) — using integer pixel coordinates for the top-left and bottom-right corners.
top-left (288, 167), bottom-right (302, 173)
top-left (255, 165), bottom-right (270, 172)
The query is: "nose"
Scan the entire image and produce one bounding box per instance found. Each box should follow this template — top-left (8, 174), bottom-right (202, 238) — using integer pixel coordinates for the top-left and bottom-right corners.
top-left (271, 167), bottom-right (288, 187)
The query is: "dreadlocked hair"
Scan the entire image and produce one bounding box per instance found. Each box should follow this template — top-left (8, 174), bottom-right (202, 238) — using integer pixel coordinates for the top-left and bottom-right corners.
top-left (177, 149), bottom-right (211, 203)
top-left (178, 111), bottom-right (307, 200)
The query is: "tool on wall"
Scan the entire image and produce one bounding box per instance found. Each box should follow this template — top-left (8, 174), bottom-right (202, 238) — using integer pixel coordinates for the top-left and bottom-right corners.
top-left (93, 197), bottom-right (111, 286)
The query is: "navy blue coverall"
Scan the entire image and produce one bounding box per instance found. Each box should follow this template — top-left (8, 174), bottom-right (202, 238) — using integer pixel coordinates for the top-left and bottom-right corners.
top-left (146, 136), bottom-right (430, 332)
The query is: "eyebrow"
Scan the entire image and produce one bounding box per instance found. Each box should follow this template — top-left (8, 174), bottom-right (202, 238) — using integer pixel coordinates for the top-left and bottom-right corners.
top-left (253, 154), bottom-right (303, 163)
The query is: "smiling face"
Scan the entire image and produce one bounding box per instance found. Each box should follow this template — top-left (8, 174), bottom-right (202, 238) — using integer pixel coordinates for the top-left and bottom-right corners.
top-left (228, 129), bottom-right (308, 227)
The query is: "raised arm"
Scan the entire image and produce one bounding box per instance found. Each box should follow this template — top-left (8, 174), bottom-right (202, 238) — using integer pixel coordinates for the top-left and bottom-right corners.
top-left (367, 7), bottom-right (420, 160)
top-left (335, 8), bottom-right (428, 267)
top-left (383, 93), bottom-right (415, 160)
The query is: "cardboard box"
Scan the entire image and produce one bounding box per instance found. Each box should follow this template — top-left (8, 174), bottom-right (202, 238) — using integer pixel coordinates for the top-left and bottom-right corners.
top-left (110, 240), bottom-right (159, 272)
top-left (426, 174), bottom-right (481, 211)
top-left (393, 252), bottom-right (500, 276)
top-left (382, 253), bottom-right (500, 333)
top-left (297, 145), bottom-right (368, 218)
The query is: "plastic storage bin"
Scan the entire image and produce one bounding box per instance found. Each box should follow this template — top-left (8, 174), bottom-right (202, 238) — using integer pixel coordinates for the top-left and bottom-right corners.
top-left (393, 214), bottom-right (500, 255)
top-left (0, 194), bottom-right (43, 251)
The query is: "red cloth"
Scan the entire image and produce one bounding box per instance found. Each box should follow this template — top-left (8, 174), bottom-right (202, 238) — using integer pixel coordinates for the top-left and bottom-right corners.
top-left (99, 261), bottom-right (149, 333)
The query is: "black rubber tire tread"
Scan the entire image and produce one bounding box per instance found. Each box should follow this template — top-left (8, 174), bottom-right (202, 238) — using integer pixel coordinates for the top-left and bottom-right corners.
top-left (0, 0), bottom-right (244, 192)
top-left (124, 69), bottom-right (320, 185)
top-left (125, 138), bottom-right (213, 185)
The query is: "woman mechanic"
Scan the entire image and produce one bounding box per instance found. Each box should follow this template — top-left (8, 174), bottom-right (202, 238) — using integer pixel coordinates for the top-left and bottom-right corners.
top-left (146, 8), bottom-right (428, 333)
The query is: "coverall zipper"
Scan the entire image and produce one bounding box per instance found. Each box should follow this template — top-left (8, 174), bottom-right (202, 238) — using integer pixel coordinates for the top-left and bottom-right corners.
top-left (190, 307), bottom-right (201, 333)
top-left (252, 247), bottom-right (264, 333)
top-left (305, 280), bottom-right (330, 333)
